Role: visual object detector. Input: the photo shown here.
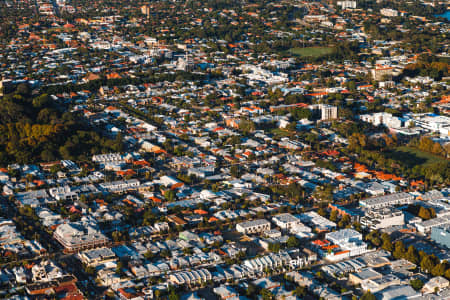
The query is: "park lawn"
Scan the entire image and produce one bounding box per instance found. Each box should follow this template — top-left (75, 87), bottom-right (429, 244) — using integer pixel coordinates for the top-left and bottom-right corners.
top-left (271, 128), bottom-right (295, 138)
top-left (388, 146), bottom-right (446, 167)
top-left (289, 47), bottom-right (334, 57)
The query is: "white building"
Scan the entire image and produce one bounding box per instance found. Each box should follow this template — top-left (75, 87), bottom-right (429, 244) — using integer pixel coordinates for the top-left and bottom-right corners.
top-left (31, 260), bottom-right (63, 282)
top-left (48, 186), bottom-right (78, 201)
top-left (380, 8), bottom-right (399, 17)
top-left (99, 179), bottom-right (140, 193)
top-left (272, 213), bottom-right (301, 230)
top-left (360, 208), bottom-right (404, 230)
top-left (169, 268), bottom-right (212, 285)
top-left (337, 1), bottom-right (356, 9)
top-left (0, 218), bottom-right (22, 246)
top-left (92, 153), bottom-right (125, 164)
top-left (416, 215), bottom-right (450, 233)
top-left (326, 229), bottom-right (362, 244)
top-left (309, 104), bottom-right (338, 121)
top-left (53, 221), bottom-right (109, 252)
top-left (359, 192), bottom-right (414, 210)
top-left (422, 276), bottom-right (449, 294)
top-left (298, 211), bottom-right (336, 231)
top-left (78, 247), bottom-right (116, 267)
top-left (409, 114), bottom-right (450, 136)
top-left (239, 64), bottom-right (288, 85)
top-left (243, 250), bottom-right (314, 272)
top-left (325, 229), bottom-right (368, 257)
top-left (360, 112), bottom-right (405, 129)
top-left (236, 219), bottom-right (271, 234)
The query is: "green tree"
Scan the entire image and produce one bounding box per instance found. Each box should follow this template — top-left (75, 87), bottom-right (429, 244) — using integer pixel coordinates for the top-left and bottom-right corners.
top-left (329, 210), bottom-right (338, 222)
top-left (246, 283), bottom-right (257, 297)
top-left (410, 278), bottom-right (424, 291)
top-left (381, 233), bottom-right (393, 252)
top-left (115, 261), bottom-right (124, 275)
top-left (260, 288), bottom-right (274, 300)
top-left (393, 241), bottom-right (406, 259)
top-left (230, 165), bottom-right (240, 178)
top-left (168, 291), bottom-right (180, 300)
top-left (338, 214), bottom-right (351, 228)
top-left (239, 118), bottom-right (255, 134)
top-left (348, 133), bottom-right (368, 152)
top-left (444, 268), bottom-right (450, 280)
top-left (293, 286), bottom-right (306, 297)
top-left (421, 255), bottom-right (436, 273)
top-left (144, 250), bottom-right (155, 260)
top-left (268, 243), bottom-right (281, 253)
top-left (84, 266), bottom-right (96, 276)
top-left (287, 236), bottom-right (300, 248)
top-left (360, 291), bottom-right (376, 300)
top-left (418, 207), bottom-right (431, 220)
top-left (405, 245), bottom-right (419, 265)
top-left (182, 248), bottom-right (193, 255)
top-left (431, 263), bottom-right (447, 277)
top-left (164, 189), bottom-right (176, 202)
top-left (16, 83), bottom-right (30, 96)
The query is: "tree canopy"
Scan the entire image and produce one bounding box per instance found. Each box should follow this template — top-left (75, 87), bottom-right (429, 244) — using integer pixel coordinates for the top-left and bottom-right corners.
top-left (0, 87), bottom-right (123, 164)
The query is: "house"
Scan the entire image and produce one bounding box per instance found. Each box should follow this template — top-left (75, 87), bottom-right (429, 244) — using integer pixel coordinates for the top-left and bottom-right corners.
top-left (0, 218), bottom-right (23, 246)
top-left (13, 267), bottom-right (27, 284)
top-left (31, 260), bottom-right (63, 282)
top-left (141, 140), bottom-right (163, 153)
top-left (213, 285), bottom-right (238, 299)
top-left (160, 175), bottom-right (184, 189)
top-left (422, 276), bottom-right (450, 294)
top-left (48, 186), bottom-right (79, 201)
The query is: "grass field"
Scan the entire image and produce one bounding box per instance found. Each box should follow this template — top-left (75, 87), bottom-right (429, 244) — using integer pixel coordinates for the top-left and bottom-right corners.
top-left (270, 128), bottom-right (294, 138)
top-left (388, 146), bottom-right (446, 167)
top-left (289, 47), bottom-right (334, 57)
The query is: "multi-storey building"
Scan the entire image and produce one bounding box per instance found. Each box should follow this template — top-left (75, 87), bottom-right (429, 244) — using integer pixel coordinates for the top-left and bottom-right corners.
top-left (359, 192), bottom-right (414, 210)
top-left (236, 219), bottom-right (271, 234)
top-left (360, 209), bottom-right (404, 230)
top-left (54, 221), bottom-right (109, 252)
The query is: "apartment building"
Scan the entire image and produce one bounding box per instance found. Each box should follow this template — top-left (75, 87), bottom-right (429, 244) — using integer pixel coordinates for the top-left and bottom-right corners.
top-left (236, 219), bottom-right (271, 234)
top-left (272, 213), bottom-right (301, 230)
top-left (359, 192), bottom-right (414, 210)
top-left (309, 104), bottom-right (338, 121)
top-left (78, 247), bottom-right (116, 267)
top-left (99, 179), bottom-right (140, 193)
top-left (48, 186), bottom-right (79, 202)
top-left (325, 229), bottom-right (368, 257)
top-left (169, 268), bottom-right (212, 285)
top-left (92, 153), bottom-right (125, 164)
top-left (53, 222), bottom-right (109, 252)
top-left (360, 208), bottom-right (404, 230)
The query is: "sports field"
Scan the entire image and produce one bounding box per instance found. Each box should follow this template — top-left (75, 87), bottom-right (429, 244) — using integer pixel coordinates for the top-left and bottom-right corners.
top-left (389, 146), bottom-right (446, 167)
top-left (289, 47), bottom-right (334, 57)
